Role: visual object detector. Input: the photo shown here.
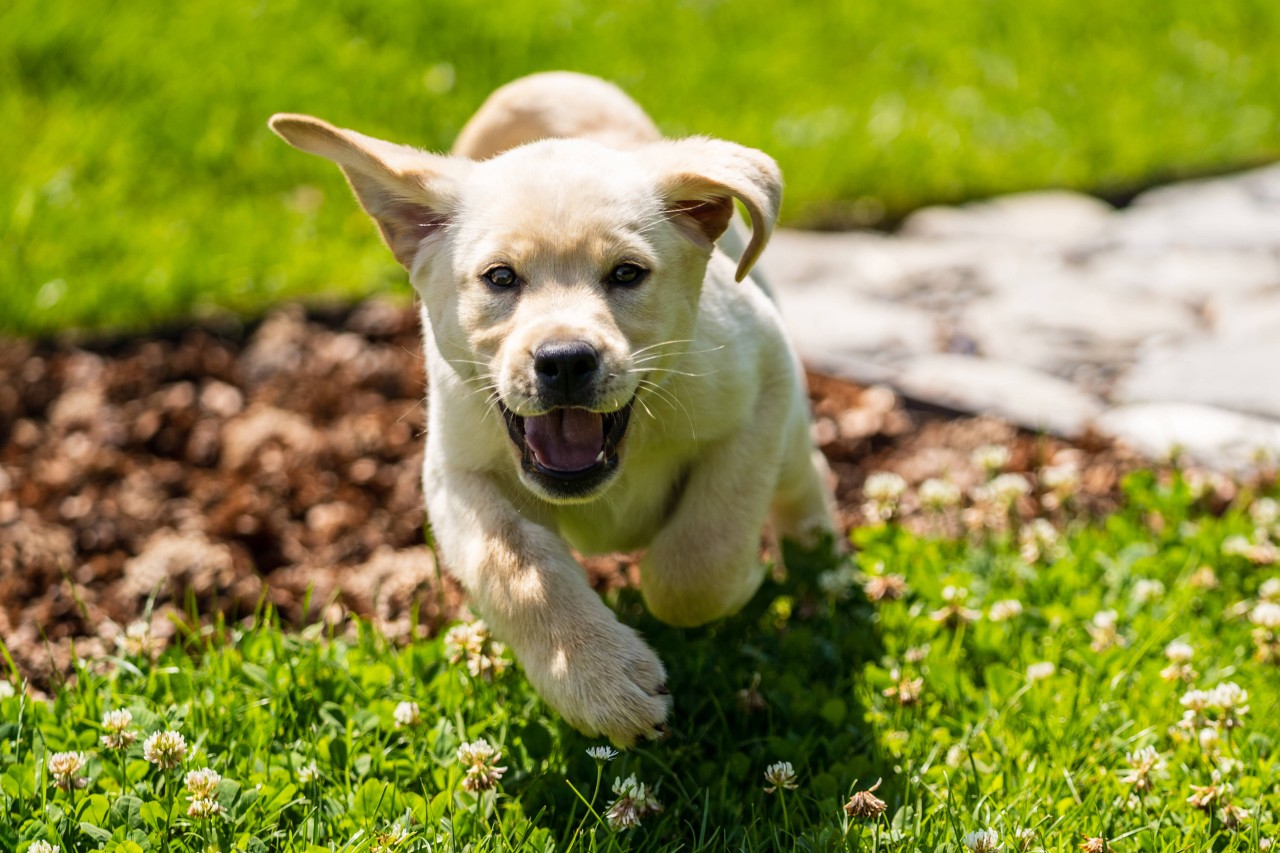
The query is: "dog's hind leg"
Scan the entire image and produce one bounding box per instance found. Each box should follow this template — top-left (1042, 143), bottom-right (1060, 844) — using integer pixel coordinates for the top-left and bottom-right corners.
top-left (638, 394), bottom-right (795, 627)
top-left (769, 399), bottom-right (838, 548)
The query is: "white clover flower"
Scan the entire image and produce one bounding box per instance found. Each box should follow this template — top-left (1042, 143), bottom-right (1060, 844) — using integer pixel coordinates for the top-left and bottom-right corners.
top-left (184, 768), bottom-right (221, 799)
top-left (586, 746), bottom-right (619, 763)
top-left (1198, 728), bottom-right (1220, 749)
top-left (1260, 577), bottom-right (1280, 602)
top-left (864, 472), bottom-right (907, 502)
top-left (456, 739), bottom-right (506, 792)
top-left (883, 671), bottom-right (924, 706)
top-left (944, 744), bottom-right (966, 768)
top-left (298, 761), bottom-right (319, 784)
top-left (0, 682), bottom-right (14, 699)
top-left (1161, 641), bottom-right (1197, 682)
top-left (1039, 463), bottom-right (1080, 496)
top-left (605, 774), bottom-right (662, 830)
top-left (931, 586), bottom-right (980, 627)
top-left (988, 599), bottom-right (1023, 622)
top-left (186, 796), bottom-right (225, 819)
top-left (962, 828), bottom-right (1003, 852)
top-left (27, 842), bottom-right (59, 853)
top-left (444, 621), bottom-right (508, 680)
top-left (47, 752), bottom-right (87, 791)
top-left (444, 622), bottom-right (486, 660)
top-left (763, 761), bottom-right (798, 793)
top-left (1187, 772), bottom-right (1231, 811)
top-left (1222, 536), bottom-right (1251, 557)
top-left (1027, 661), bottom-right (1056, 681)
top-left (1208, 682), bottom-right (1249, 727)
top-left (1087, 609), bottom-right (1124, 652)
top-left (100, 709), bottom-right (137, 751)
top-left (1219, 803), bottom-right (1251, 830)
top-left (919, 477), bottom-right (961, 511)
top-left (972, 445), bottom-right (1011, 475)
top-left (1118, 745), bottom-right (1165, 792)
top-left (1013, 827), bottom-right (1035, 851)
top-left (1251, 497), bottom-right (1279, 528)
top-left (1131, 579), bottom-right (1165, 605)
top-left (1180, 689), bottom-right (1212, 712)
top-left (121, 620), bottom-right (162, 658)
top-left (393, 701), bottom-right (421, 729)
top-left (989, 473), bottom-right (1031, 504)
top-left (1251, 601), bottom-right (1280, 629)
top-left (142, 730), bottom-right (187, 769)
top-left (862, 472), bottom-right (907, 522)
top-left (1019, 518), bottom-right (1060, 563)
top-left (1224, 535), bottom-right (1279, 565)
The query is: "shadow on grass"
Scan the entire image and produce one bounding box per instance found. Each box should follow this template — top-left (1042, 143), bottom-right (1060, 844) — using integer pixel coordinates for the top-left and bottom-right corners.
top-left (514, 539), bottom-right (892, 849)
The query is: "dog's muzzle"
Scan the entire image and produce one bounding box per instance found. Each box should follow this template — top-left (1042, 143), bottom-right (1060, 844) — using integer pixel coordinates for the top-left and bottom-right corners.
top-left (500, 400), bottom-right (634, 499)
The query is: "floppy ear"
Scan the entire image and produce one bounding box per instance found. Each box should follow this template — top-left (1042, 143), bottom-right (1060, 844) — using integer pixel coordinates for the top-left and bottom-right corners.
top-left (645, 137), bottom-right (782, 282)
top-left (268, 114), bottom-right (471, 269)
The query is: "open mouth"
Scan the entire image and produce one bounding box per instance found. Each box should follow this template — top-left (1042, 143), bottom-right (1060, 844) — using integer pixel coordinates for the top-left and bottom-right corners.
top-left (500, 399), bottom-right (634, 494)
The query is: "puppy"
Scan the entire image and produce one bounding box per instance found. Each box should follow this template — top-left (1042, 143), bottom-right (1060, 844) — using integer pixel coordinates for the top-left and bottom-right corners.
top-left (270, 72), bottom-right (835, 745)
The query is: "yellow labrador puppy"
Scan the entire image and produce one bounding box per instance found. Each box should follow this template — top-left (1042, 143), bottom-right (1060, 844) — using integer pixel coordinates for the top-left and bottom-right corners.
top-left (270, 72), bottom-right (834, 745)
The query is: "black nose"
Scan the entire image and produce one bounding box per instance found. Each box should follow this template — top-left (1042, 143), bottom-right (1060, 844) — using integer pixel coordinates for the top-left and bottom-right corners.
top-left (534, 341), bottom-right (599, 400)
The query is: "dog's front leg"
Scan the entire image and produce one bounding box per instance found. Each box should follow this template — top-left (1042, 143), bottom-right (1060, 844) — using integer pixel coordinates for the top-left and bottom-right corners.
top-left (425, 461), bottom-right (671, 745)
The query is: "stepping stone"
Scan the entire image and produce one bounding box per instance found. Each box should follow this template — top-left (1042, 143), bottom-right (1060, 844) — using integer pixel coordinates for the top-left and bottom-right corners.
top-left (893, 355), bottom-right (1103, 437)
top-left (1096, 402), bottom-right (1280, 472)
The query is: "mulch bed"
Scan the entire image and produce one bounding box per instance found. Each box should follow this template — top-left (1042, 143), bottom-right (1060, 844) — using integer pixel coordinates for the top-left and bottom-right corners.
top-left (0, 299), bottom-right (1143, 686)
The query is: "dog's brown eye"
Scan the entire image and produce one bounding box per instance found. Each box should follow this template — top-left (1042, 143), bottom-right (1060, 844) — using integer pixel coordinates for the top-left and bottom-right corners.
top-left (484, 266), bottom-right (518, 288)
top-left (608, 263), bottom-right (646, 286)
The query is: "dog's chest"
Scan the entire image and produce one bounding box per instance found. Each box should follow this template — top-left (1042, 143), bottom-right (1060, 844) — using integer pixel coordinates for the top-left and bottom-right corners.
top-left (553, 449), bottom-right (692, 555)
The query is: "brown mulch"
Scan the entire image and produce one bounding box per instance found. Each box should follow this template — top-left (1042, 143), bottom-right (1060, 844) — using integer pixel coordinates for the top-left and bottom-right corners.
top-left (0, 299), bottom-right (1142, 685)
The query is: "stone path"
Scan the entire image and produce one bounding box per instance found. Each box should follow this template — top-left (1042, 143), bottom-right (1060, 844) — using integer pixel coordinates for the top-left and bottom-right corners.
top-left (763, 163), bottom-right (1280, 471)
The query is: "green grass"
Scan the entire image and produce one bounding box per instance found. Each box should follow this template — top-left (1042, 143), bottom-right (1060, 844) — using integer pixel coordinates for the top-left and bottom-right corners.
top-left (3, 469), bottom-right (1278, 851)
top-left (4, 0), bottom-right (1280, 335)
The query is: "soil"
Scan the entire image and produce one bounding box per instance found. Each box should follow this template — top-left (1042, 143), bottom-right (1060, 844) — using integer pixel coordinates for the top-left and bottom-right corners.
top-left (0, 299), bottom-right (1143, 687)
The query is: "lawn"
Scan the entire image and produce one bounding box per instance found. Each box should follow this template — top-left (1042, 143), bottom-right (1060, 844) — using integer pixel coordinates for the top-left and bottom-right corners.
top-left (4, 0), bottom-right (1280, 335)
top-left (3, 465), bottom-right (1277, 851)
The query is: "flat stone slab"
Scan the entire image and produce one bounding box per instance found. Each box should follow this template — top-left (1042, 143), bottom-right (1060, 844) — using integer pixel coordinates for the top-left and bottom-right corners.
top-left (901, 190), bottom-right (1114, 245)
top-left (893, 355), bottom-right (1104, 437)
top-left (1096, 403), bottom-right (1280, 472)
top-left (1115, 336), bottom-right (1280, 420)
top-left (777, 285), bottom-right (935, 363)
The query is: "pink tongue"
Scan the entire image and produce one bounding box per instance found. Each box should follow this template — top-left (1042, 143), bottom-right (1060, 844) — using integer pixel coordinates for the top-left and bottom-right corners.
top-left (523, 408), bottom-right (605, 472)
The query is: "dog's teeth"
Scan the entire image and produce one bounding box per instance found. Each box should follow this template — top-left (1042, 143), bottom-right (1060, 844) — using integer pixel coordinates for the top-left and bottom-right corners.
top-left (595, 451), bottom-right (605, 463)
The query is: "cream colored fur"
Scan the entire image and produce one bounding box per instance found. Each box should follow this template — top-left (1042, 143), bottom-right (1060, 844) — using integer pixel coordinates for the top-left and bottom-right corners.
top-left (269, 71), bottom-right (835, 745)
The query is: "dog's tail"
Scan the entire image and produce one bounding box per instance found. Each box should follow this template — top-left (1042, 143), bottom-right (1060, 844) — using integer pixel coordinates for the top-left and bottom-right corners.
top-left (452, 71), bottom-right (662, 160)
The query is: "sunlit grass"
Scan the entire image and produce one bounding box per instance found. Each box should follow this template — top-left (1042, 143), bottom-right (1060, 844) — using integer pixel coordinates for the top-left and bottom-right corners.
top-left (3, 0), bottom-right (1280, 334)
top-left (3, 469), bottom-right (1278, 850)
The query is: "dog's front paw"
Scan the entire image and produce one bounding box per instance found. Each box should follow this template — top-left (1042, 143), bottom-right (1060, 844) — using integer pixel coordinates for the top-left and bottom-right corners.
top-left (528, 618), bottom-right (671, 748)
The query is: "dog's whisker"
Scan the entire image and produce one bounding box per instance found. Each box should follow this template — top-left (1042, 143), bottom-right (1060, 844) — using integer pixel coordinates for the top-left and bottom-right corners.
top-left (631, 391), bottom-right (658, 424)
top-left (630, 344), bottom-right (727, 365)
top-left (628, 338), bottom-right (698, 358)
top-left (625, 367), bottom-right (714, 379)
top-left (637, 378), bottom-right (696, 440)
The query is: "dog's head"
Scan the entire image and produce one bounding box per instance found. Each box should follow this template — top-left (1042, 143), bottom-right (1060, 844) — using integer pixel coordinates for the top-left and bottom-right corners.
top-left (270, 115), bottom-right (780, 503)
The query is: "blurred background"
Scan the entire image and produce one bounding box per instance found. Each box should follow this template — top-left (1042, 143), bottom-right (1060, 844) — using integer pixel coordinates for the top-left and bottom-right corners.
top-left (3, 0), bottom-right (1279, 334)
